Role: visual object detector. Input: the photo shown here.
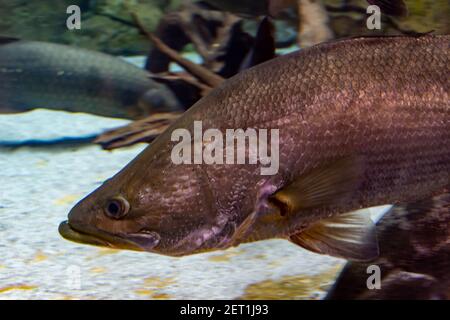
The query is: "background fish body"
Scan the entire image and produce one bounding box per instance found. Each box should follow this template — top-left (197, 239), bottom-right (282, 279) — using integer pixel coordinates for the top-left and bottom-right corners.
top-left (62, 35), bottom-right (449, 257)
top-left (0, 39), bottom-right (181, 119)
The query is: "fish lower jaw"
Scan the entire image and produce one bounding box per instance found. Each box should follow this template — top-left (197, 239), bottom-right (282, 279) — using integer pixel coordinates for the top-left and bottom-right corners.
top-left (58, 220), bottom-right (151, 252)
top-left (58, 220), bottom-right (111, 248)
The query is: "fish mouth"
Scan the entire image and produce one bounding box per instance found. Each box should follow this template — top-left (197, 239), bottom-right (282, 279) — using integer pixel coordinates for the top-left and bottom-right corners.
top-left (58, 220), bottom-right (160, 252)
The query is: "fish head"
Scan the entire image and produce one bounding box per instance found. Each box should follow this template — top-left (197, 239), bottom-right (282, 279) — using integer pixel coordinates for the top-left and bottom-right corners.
top-left (59, 138), bottom-right (234, 256)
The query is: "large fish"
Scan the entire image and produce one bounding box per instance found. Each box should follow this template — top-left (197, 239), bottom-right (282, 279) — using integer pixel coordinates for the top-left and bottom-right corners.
top-left (0, 37), bottom-right (181, 119)
top-left (59, 35), bottom-right (449, 261)
top-left (326, 191), bottom-right (450, 300)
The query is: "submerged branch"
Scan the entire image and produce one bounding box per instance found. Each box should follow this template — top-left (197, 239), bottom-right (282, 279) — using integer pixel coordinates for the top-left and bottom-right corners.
top-left (94, 112), bottom-right (182, 150)
top-left (132, 12), bottom-right (225, 88)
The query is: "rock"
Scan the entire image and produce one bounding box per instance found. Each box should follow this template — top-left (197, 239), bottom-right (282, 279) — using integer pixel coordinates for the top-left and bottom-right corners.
top-left (396, 0), bottom-right (450, 34)
top-left (325, 0), bottom-right (450, 38)
top-left (0, 0), bottom-right (183, 55)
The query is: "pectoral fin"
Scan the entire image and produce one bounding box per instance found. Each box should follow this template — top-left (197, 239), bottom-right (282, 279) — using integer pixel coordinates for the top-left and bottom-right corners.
top-left (269, 156), bottom-right (366, 216)
top-left (290, 210), bottom-right (379, 261)
top-left (226, 210), bottom-right (259, 247)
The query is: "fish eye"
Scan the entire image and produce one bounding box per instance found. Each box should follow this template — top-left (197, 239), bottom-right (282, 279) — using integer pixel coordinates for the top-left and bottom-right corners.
top-left (104, 196), bottom-right (130, 219)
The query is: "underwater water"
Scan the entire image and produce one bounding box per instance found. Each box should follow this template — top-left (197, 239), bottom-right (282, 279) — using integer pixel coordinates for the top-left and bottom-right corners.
top-left (1, 0), bottom-right (447, 301)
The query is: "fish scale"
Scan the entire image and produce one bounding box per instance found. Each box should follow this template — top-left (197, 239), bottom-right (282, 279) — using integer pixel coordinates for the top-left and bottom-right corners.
top-left (61, 35), bottom-right (449, 259)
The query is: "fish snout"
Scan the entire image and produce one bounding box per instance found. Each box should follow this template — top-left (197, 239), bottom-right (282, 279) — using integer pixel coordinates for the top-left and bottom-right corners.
top-left (67, 197), bottom-right (96, 227)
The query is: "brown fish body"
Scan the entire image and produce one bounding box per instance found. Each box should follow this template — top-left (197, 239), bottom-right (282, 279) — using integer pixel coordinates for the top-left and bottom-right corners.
top-left (326, 191), bottom-right (450, 300)
top-left (61, 35), bottom-right (449, 258)
top-left (0, 38), bottom-right (181, 119)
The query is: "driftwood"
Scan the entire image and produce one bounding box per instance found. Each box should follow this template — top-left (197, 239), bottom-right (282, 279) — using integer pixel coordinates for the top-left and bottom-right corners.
top-left (146, 2), bottom-right (243, 75)
top-left (132, 12), bottom-right (225, 89)
top-left (94, 112), bottom-right (182, 150)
